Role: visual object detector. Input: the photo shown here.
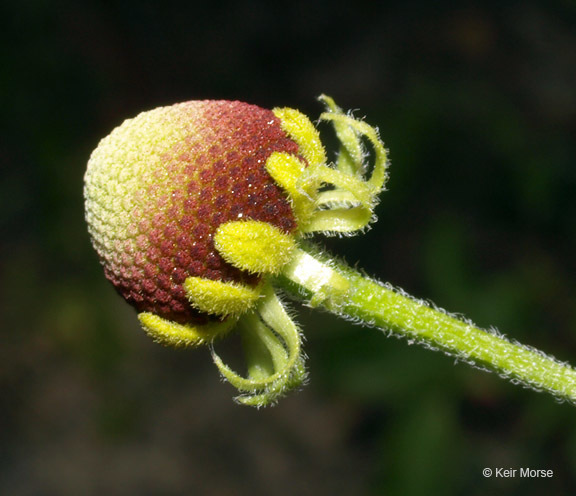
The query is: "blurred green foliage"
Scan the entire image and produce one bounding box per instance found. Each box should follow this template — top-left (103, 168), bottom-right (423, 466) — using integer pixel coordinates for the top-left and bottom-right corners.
top-left (2, 1), bottom-right (576, 494)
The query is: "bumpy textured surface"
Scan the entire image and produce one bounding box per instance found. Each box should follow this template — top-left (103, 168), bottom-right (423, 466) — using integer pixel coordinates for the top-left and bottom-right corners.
top-left (84, 101), bottom-right (301, 324)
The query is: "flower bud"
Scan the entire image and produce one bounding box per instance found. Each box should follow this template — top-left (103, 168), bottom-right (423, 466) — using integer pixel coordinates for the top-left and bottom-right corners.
top-left (84, 96), bottom-right (388, 406)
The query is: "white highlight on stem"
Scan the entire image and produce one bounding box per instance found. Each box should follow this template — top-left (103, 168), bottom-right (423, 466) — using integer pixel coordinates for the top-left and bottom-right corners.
top-left (280, 248), bottom-right (350, 307)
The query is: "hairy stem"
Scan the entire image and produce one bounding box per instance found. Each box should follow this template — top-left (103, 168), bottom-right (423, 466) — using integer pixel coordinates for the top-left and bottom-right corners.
top-left (277, 243), bottom-right (576, 404)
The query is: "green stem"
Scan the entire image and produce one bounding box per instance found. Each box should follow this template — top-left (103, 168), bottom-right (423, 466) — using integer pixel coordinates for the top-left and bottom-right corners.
top-left (277, 244), bottom-right (576, 403)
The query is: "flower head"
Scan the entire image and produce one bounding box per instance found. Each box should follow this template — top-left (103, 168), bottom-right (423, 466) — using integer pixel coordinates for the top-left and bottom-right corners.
top-left (85, 96), bottom-right (387, 406)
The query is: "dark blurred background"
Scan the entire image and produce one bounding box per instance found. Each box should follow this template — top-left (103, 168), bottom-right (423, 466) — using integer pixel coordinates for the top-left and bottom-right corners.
top-left (2, 1), bottom-right (576, 494)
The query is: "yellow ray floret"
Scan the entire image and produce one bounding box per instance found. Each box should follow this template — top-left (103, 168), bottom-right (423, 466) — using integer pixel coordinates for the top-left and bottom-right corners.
top-left (268, 97), bottom-right (388, 237)
top-left (138, 312), bottom-right (234, 348)
top-left (265, 152), bottom-right (306, 200)
top-left (184, 276), bottom-right (262, 317)
top-left (273, 107), bottom-right (326, 167)
top-left (214, 220), bottom-right (296, 274)
top-left (265, 152), bottom-right (317, 226)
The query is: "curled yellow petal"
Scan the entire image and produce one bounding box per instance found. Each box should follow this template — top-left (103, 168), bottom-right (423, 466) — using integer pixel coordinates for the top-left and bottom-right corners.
top-left (184, 276), bottom-right (262, 317)
top-left (265, 152), bottom-right (317, 226)
top-left (138, 312), bottom-right (234, 348)
top-left (273, 107), bottom-right (326, 167)
top-left (215, 220), bottom-right (296, 275)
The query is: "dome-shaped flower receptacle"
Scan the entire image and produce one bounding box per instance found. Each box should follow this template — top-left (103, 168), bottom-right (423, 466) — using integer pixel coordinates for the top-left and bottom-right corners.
top-left (85, 102), bottom-right (301, 327)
